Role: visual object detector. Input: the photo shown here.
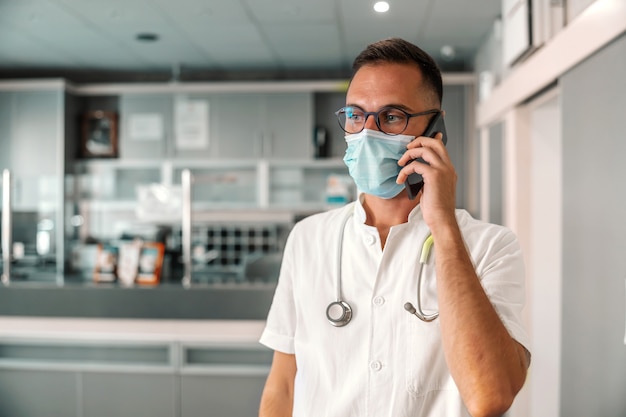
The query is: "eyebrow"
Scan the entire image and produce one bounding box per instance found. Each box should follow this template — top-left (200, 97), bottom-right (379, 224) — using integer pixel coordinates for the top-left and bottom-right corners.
top-left (344, 103), bottom-right (415, 112)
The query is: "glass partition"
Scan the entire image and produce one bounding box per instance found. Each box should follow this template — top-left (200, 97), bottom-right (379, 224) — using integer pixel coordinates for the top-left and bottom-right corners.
top-left (0, 172), bottom-right (61, 283)
top-left (0, 87), bottom-right (66, 284)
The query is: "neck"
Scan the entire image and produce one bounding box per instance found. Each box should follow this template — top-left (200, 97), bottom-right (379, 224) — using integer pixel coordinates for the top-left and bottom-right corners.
top-left (362, 191), bottom-right (420, 229)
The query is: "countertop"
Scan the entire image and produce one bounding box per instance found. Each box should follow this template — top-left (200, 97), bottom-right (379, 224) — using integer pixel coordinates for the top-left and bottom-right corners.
top-left (0, 279), bottom-right (276, 320)
top-left (0, 316), bottom-right (266, 343)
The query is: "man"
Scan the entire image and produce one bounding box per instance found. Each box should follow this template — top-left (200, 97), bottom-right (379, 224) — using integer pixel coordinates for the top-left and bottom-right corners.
top-left (258, 38), bottom-right (530, 417)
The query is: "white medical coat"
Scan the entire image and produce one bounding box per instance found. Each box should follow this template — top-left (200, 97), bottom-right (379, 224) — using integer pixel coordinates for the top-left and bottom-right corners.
top-left (260, 199), bottom-right (529, 417)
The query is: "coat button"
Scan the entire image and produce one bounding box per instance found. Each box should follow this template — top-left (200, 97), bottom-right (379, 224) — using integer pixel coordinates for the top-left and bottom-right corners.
top-left (370, 360), bottom-right (382, 371)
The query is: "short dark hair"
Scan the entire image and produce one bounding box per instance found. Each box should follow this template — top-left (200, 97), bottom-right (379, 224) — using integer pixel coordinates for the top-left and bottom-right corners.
top-left (351, 38), bottom-right (443, 106)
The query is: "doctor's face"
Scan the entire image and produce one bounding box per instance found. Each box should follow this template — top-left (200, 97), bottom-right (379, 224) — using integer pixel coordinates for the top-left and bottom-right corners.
top-left (346, 62), bottom-right (437, 138)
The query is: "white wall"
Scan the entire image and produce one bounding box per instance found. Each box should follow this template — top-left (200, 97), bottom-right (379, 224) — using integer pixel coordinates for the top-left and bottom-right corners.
top-left (526, 89), bottom-right (563, 417)
top-left (559, 32), bottom-right (626, 417)
top-left (567, 0), bottom-right (598, 22)
top-left (482, 28), bottom-right (626, 417)
top-left (475, 2), bottom-right (626, 416)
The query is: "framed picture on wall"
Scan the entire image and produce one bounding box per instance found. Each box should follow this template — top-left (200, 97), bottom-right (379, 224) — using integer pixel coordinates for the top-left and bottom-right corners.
top-left (136, 242), bottom-right (165, 285)
top-left (81, 111), bottom-right (118, 158)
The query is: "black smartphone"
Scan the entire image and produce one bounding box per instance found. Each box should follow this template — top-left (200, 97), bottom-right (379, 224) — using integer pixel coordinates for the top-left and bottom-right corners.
top-left (404, 111), bottom-right (448, 200)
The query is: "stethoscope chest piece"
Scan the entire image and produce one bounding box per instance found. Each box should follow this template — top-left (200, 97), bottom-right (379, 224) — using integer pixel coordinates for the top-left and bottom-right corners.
top-left (326, 209), bottom-right (438, 326)
top-left (326, 300), bottom-right (352, 327)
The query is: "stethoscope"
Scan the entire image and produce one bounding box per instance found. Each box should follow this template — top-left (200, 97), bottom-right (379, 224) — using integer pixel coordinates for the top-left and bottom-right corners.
top-left (326, 211), bottom-right (439, 327)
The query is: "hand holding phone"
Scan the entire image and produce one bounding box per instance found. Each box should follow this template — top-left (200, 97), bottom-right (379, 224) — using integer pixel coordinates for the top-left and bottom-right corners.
top-left (404, 112), bottom-right (448, 200)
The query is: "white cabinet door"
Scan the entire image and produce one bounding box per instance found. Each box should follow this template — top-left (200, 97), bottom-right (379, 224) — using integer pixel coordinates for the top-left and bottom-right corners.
top-left (0, 91), bottom-right (61, 177)
top-left (212, 94), bottom-right (264, 159)
top-left (0, 90), bottom-right (63, 215)
top-left (119, 94), bottom-right (171, 159)
top-left (115, 92), bottom-right (313, 160)
top-left (213, 93), bottom-right (313, 159)
top-left (263, 93), bottom-right (313, 159)
top-left (0, 369), bottom-right (79, 417)
top-left (82, 372), bottom-right (176, 417)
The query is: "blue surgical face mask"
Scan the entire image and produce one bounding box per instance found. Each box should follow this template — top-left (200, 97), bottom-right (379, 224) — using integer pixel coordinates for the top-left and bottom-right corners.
top-left (343, 129), bottom-right (415, 199)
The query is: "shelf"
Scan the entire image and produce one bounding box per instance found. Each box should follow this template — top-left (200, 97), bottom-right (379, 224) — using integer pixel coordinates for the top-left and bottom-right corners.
top-left (71, 80), bottom-right (349, 96)
top-left (76, 201), bottom-right (332, 220)
top-left (75, 157), bottom-right (343, 169)
top-left (75, 159), bottom-right (163, 169)
top-left (73, 157), bottom-right (351, 241)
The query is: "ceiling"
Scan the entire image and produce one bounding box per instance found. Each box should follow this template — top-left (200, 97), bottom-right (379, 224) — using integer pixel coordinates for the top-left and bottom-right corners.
top-left (0, 0), bottom-right (501, 82)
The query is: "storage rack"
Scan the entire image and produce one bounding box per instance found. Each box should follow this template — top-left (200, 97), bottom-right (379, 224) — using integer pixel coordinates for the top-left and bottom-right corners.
top-left (191, 223), bottom-right (280, 278)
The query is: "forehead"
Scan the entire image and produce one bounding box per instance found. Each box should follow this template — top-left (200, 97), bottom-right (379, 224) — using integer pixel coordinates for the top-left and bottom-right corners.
top-left (346, 63), bottom-right (426, 110)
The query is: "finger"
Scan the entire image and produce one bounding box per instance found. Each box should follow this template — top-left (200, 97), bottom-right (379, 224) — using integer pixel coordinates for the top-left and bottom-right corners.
top-left (397, 148), bottom-right (421, 167)
top-left (398, 145), bottom-right (441, 167)
top-left (396, 149), bottom-right (439, 182)
top-left (396, 161), bottom-right (426, 184)
top-left (396, 142), bottom-right (449, 184)
top-left (406, 132), bottom-right (444, 149)
top-left (405, 133), bottom-right (451, 166)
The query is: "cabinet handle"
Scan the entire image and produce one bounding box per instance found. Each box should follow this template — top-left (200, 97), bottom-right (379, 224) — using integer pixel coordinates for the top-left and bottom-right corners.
top-left (2, 169), bottom-right (12, 285)
top-left (181, 169), bottom-right (192, 287)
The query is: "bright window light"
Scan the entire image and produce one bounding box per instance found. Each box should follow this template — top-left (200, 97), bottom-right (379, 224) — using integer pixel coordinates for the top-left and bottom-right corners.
top-left (374, 1), bottom-right (390, 13)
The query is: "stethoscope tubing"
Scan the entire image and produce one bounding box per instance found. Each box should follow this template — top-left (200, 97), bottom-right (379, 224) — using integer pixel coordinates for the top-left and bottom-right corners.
top-left (327, 207), bottom-right (439, 326)
top-left (326, 210), bottom-right (354, 327)
top-left (335, 210), bottom-right (351, 303)
top-left (411, 255), bottom-right (439, 322)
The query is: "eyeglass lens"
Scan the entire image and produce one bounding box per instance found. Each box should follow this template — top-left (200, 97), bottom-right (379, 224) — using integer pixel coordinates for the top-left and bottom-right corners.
top-left (337, 107), bottom-right (410, 135)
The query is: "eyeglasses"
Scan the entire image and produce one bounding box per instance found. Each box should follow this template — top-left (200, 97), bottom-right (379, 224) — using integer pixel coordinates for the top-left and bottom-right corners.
top-left (335, 106), bottom-right (440, 135)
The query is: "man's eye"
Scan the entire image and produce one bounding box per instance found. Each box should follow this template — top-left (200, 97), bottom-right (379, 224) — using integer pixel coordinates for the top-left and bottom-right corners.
top-left (346, 111), bottom-right (363, 121)
top-left (382, 111), bottom-right (405, 123)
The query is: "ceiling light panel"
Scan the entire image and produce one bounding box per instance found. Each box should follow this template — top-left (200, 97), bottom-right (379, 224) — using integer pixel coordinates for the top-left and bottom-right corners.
top-left (0, 0), bottom-right (503, 75)
top-left (56, 0), bottom-right (221, 69)
top-left (262, 23), bottom-right (343, 67)
top-left (339, 0), bottom-right (431, 51)
top-left (430, 0), bottom-right (501, 20)
top-left (152, 0), bottom-right (272, 68)
top-left (425, 0), bottom-right (501, 53)
top-left (187, 24), bottom-right (275, 68)
top-left (374, 2), bottom-right (390, 13)
top-left (339, 0), bottom-right (430, 20)
top-left (152, 0), bottom-right (251, 25)
top-left (0, 28), bottom-right (85, 68)
top-left (0, 0), bottom-right (148, 69)
top-left (243, 0), bottom-right (336, 23)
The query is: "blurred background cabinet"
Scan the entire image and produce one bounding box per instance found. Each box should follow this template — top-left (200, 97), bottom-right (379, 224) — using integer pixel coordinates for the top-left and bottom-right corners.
top-left (119, 93), bottom-right (171, 159)
top-left (0, 85), bottom-right (66, 280)
top-left (115, 92), bottom-right (313, 160)
top-left (0, 90), bottom-right (61, 180)
top-left (65, 85), bottom-right (351, 283)
top-left (82, 372), bottom-right (177, 417)
top-left (0, 329), bottom-right (271, 417)
top-left (1, 80), bottom-right (471, 286)
top-left (209, 93), bottom-right (313, 159)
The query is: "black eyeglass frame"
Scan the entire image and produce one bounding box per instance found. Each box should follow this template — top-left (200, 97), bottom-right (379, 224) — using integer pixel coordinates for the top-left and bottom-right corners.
top-left (334, 106), bottom-right (441, 136)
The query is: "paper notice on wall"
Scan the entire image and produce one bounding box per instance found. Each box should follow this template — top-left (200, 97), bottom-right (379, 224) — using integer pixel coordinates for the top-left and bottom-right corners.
top-left (128, 113), bottom-right (163, 141)
top-left (174, 97), bottom-right (209, 150)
